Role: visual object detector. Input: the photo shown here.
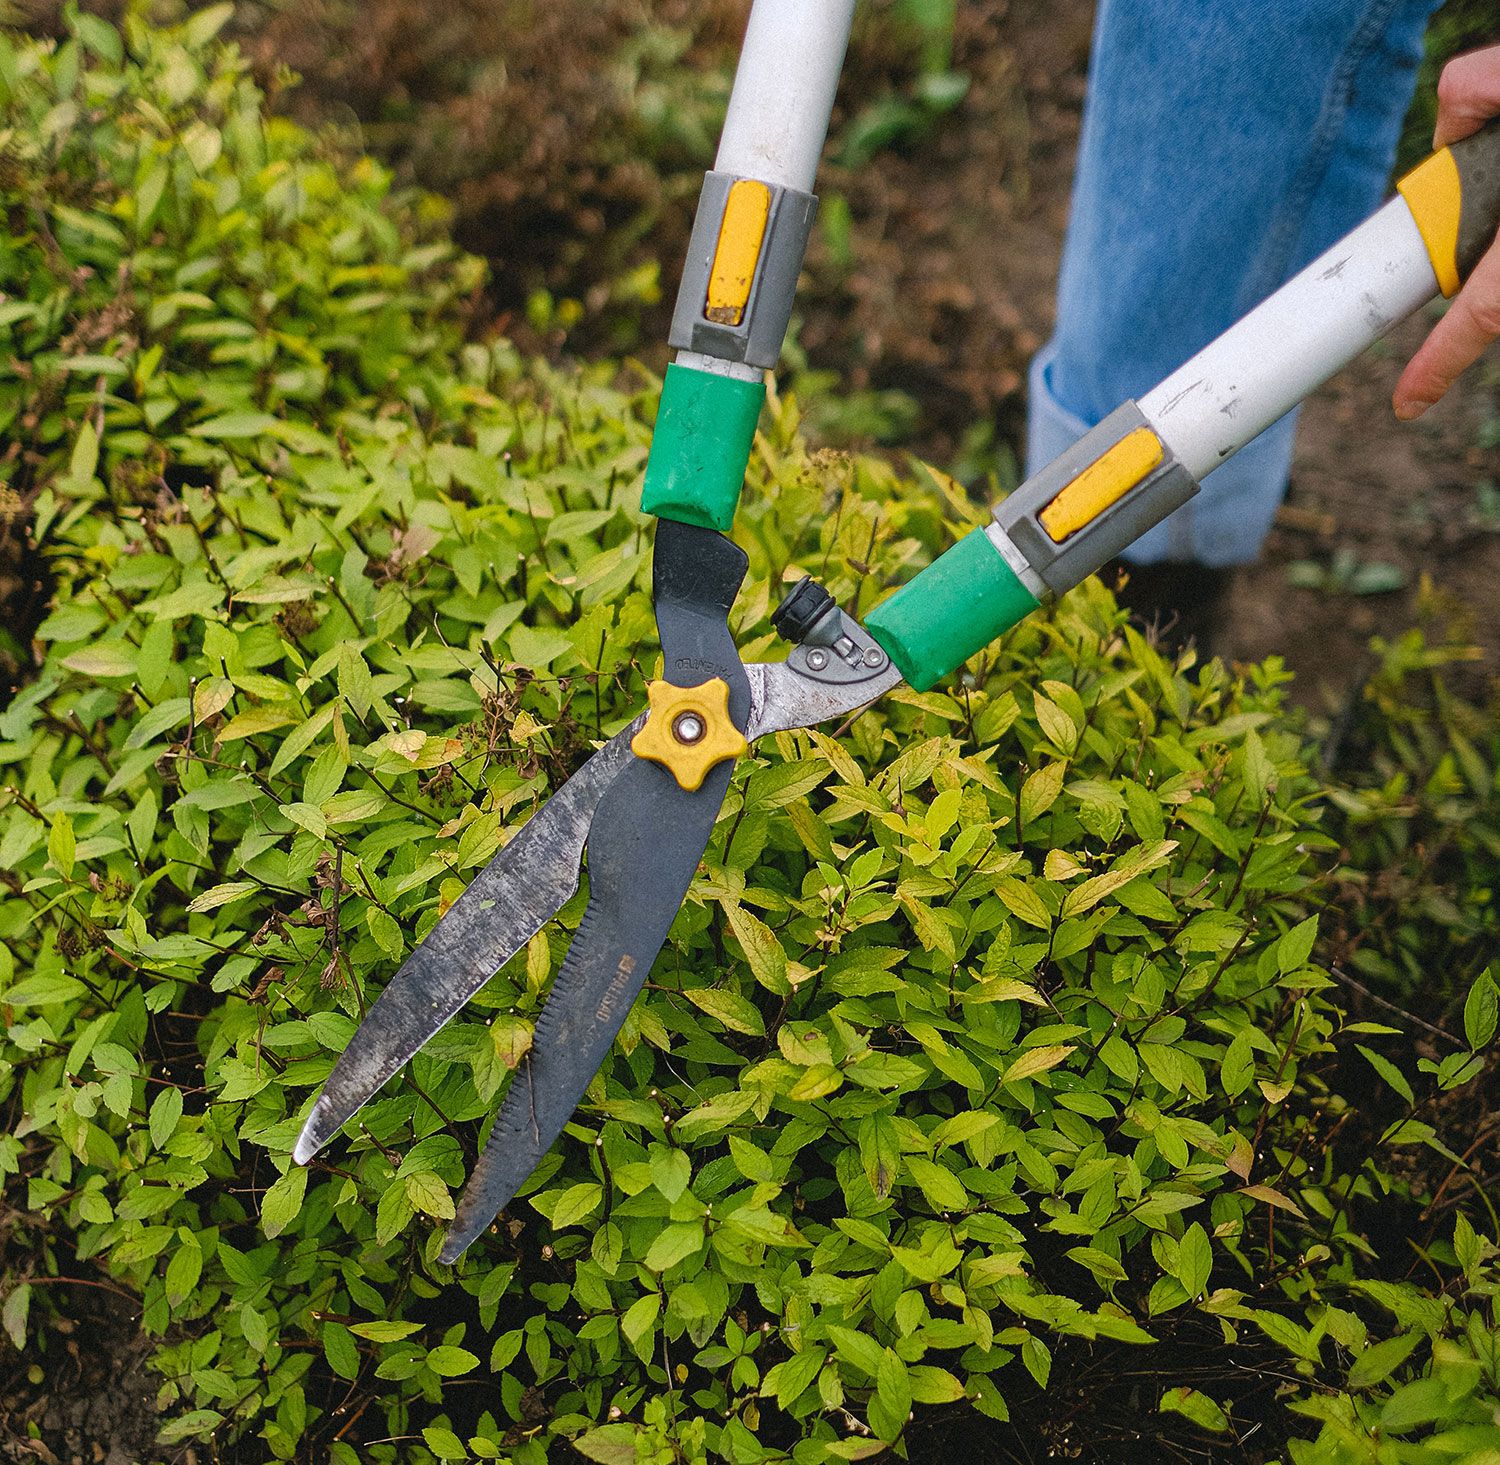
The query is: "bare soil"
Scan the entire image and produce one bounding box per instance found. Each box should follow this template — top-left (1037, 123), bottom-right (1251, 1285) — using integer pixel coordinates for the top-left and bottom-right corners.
top-left (0, 1283), bottom-right (159, 1465)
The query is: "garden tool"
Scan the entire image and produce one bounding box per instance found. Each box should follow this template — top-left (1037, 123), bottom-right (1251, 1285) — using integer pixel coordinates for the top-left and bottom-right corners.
top-left (294, 0), bottom-right (1500, 1262)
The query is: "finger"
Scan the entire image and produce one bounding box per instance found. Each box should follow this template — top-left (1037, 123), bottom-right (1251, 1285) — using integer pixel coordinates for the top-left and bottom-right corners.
top-left (1433, 44), bottom-right (1500, 148)
top-left (1393, 235), bottom-right (1500, 419)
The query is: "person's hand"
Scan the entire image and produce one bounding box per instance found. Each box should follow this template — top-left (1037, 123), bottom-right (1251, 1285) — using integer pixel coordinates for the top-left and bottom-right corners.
top-left (1393, 44), bottom-right (1500, 420)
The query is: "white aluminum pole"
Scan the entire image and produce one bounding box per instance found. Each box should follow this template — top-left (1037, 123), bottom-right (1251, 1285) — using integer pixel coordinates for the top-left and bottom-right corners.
top-left (1139, 198), bottom-right (1440, 481)
top-left (714, 0), bottom-right (859, 195)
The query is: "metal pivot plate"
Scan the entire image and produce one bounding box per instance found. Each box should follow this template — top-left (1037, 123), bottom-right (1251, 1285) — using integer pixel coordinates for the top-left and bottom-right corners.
top-left (440, 520), bottom-right (750, 1261)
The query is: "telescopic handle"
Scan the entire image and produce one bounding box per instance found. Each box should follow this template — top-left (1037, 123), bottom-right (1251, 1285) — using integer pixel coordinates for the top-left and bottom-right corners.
top-left (638, 0), bottom-right (857, 535)
top-left (866, 120), bottom-right (1500, 691)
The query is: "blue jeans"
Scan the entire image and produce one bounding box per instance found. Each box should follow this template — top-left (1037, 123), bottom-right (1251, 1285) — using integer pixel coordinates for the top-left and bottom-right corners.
top-left (1027, 0), bottom-right (1440, 566)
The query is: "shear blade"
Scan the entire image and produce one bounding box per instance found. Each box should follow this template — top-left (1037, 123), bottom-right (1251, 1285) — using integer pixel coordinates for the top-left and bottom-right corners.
top-left (293, 656), bottom-right (902, 1187)
top-left (437, 657), bottom-right (902, 1257)
top-left (439, 748), bottom-right (734, 1261)
top-left (291, 719), bottom-right (641, 1166)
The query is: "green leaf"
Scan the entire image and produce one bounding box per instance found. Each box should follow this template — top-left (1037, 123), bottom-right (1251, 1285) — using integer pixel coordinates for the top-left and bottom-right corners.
top-left (421, 1426), bottom-right (467, 1461)
top-left (547, 1182), bottom-right (602, 1230)
top-left (47, 813), bottom-right (76, 878)
top-left (905, 1154), bottom-right (967, 1212)
top-left (724, 1206), bottom-right (803, 1249)
top-left (1220, 1030), bottom-right (1255, 1097)
top-left (725, 902), bottom-right (788, 991)
top-left (426, 1345), bottom-right (480, 1377)
top-left (828, 1324), bottom-right (887, 1379)
top-left (182, 2), bottom-right (234, 44)
top-left (507, 622), bottom-right (574, 670)
top-left (338, 644), bottom-right (374, 718)
top-left (1463, 970), bottom-right (1498, 1050)
top-left (404, 1170), bottom-right (455, 1221)
top-left (2, 1284), bottom-right (30, 1350)
top-left (1242, 728), bottom-right (1274, 807)
top-left (240, 1303), bottom-right (268, 1354)
top-left (1347, 1330), bottom-right (1421, 1390)
top-left (69, 419), bottom-right (99, 482)
top-left (186, 880), bottom-right (258, 914)
top-left (260, 1166), bottom-right (307, 1239)
top-left (1002, 1044), bottom-right (1074, 1086)
top-left (148, 1087), bottom-right (183, 1149)
top-left (650, 1147), bottom-right (691, 1203)
top-left (1019, 762), bottom-right (1066, 823)
top-left (1066, 1245), bottom-right (1126, 1284)
top-left (1452, 1211), bottom-right (1482, 1279)
top-left (858, 1112), bottom-right (901, 1198)
top-left (908, 1364), bottom-right (966, 1404)
top-left (1251, 1310), bottom-right (1318, 1361)
top-left (1176, 1222), bottom-right (1211, 1297)
top-left (188, 410), bottom-right (284, 440)
top-left (350, 1320), bottom-right (424, 1343)
top-left (2, 975), bottom-right (86, 1007)
top-left (323, 1321), bottom-right (360, 1380)
top-left (1059, 857), bottom-right (1161, 919)
top-left (1099, 1034), bottom-right (1138, 1084)
top-left (1159, 1387), bottom-right (1230, 1433)
top-left (621, 1293), bottom-right (660, 1356)
top-left (995, 876), bottom-right (1051, 930)
top-left (868, 1348), bottom-right (912, 1443)
top-left (573, 1424), bottom-right (640, 1465)
top-left (1238, 1184), bottom-right (1307, 1220)
top-left (1276, 916), bottom-right (1318, 973)
top-left (367, 906), bottom-right (405, 960)
top-left (1033, 693), bottom-right (1078, 755)
top-left (643, 1222), bottom-right (704, 1273)
top-left (219, 705), bottom-right (296, 742)
top-left (1379, 1376), bottom-right (1449, 1434)
top-left (1356, 1044), bottom-right (1415, 1105)
top-left (682, 985), bottom-right (764, 1035)
top-left (157, 1411), bottom-right (225, 1445)
top-left (766, 1345), bottom-right (826, 1411)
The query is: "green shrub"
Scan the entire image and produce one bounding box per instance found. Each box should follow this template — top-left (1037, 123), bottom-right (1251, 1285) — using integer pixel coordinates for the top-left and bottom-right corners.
top-left (1321, 619), bottom-right (1499, 1008)
top-left (2, 14), bottom-right (1497, 1465)
top-left (1289, 1217), bottom-right (1500, 1464)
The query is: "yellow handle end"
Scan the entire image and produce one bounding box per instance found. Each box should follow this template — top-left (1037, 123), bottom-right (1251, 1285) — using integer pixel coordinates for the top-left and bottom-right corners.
top-left (1397, 147), bottom-right (1463, 298)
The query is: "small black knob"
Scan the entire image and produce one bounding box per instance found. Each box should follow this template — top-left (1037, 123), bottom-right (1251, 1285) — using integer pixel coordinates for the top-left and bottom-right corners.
top-left (772, 577), bottom-right (835, 644)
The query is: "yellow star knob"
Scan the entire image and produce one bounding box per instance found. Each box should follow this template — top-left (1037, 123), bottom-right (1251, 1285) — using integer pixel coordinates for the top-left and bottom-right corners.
top-left (630, 677), bottom-right (747, 792)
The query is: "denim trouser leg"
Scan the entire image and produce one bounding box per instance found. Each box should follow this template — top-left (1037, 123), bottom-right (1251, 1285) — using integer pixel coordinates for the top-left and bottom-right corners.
top-left (1026, 0), bottom-right (1441, 566)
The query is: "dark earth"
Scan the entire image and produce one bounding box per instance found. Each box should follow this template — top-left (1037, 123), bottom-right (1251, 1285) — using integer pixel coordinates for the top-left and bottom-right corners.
top-left (2, 0), bottom-right (1496, 1460)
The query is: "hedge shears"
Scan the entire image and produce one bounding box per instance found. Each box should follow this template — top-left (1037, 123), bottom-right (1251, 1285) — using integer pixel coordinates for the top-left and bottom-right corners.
top-left (295, 0), bottom-right (1500, 1261)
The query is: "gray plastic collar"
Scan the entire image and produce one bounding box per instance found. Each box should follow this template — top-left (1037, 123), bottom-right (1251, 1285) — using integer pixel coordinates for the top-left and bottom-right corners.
top-left (992, 402), bottom-right (1201, 597)
top-left (668, 171), bottom-right (818, 370)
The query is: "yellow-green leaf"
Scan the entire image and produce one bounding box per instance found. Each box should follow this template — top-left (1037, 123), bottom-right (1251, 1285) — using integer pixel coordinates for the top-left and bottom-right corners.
top-left (1002, 1044), bottom-right (1075, 1086)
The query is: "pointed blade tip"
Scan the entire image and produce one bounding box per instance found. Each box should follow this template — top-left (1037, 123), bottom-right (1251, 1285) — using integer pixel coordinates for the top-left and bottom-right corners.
top-left (437, 1231), bottom-right (474, 1266)
top-left (293, 1101), bottom-right (336, 1165)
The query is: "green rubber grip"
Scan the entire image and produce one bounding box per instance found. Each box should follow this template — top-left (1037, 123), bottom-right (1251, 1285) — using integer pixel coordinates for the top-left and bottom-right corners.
top-left (865, 527), bottom-right (1041, 692)
top-left (641, 362), bottom-right (765, 531)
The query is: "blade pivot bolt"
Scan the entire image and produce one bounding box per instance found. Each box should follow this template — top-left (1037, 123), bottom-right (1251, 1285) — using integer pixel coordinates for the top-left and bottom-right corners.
top-left (631, 677), bottom-right (748, 791)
